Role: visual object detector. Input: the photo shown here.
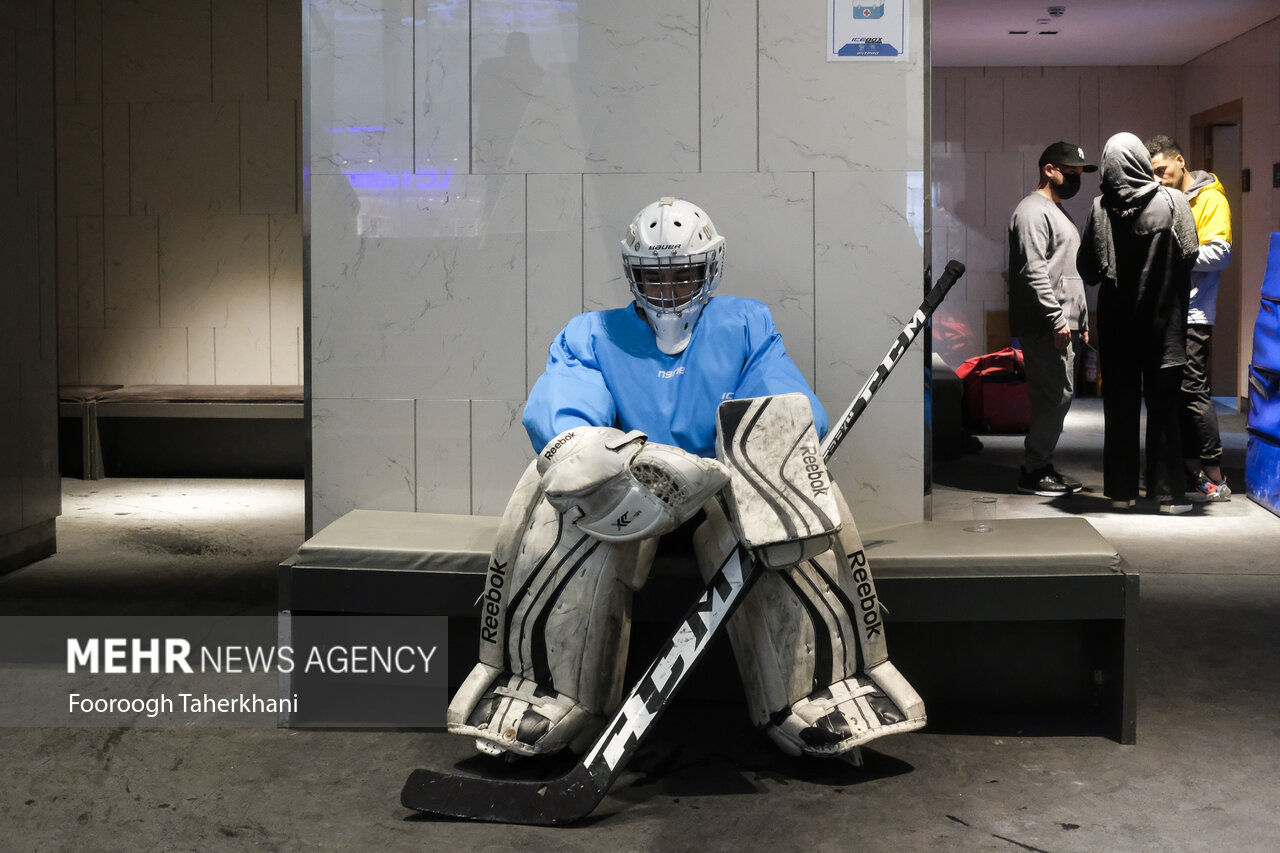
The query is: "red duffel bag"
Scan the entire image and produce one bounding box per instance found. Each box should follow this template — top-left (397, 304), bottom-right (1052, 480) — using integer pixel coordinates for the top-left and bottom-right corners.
top-left (954, 347), bottom-right (1030, 434)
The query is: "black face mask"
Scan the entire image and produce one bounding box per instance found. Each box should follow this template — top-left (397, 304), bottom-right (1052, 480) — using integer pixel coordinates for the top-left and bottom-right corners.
top-left (1056, 172), bottom-right (1082, 200)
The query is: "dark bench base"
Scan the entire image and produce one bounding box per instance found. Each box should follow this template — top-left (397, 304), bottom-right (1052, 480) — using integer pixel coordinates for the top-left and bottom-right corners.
top-left (58, 385), bottom-right (304, 479)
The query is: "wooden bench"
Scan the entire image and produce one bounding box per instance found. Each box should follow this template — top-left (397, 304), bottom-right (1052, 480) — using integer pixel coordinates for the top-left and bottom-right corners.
top-left (279, 511), bottom-right (1136, 743)
top-left (59, 384), bottom-right (304, 479)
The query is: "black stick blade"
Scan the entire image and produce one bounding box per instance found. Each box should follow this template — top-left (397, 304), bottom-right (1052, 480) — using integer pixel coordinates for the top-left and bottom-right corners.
top-left (401, 763), bottom-right (604, 826)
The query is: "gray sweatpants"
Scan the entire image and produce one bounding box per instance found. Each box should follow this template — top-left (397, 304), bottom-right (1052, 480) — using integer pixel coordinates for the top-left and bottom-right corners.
top-left (1021, 330), bottom-right (1076, 471)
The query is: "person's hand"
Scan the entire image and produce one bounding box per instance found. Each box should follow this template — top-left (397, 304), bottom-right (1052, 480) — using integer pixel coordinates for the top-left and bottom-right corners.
top-left (1082, 330), bottom-right (1090, 346)
top-left (1053, 325), bottom-right (1071, 350)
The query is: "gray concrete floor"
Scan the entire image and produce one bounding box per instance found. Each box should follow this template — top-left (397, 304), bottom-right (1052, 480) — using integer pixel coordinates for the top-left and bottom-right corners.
top-left (2, 398), bottom-right (1278, 851)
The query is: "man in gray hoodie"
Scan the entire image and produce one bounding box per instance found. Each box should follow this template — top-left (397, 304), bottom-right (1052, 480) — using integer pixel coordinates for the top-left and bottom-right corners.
top-left (1008, 141), bottom-right (1096, 496)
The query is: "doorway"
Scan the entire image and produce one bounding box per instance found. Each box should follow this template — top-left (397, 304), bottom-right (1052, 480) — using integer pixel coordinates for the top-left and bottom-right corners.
top-left (1189, 100), bottom-right (1244, 410)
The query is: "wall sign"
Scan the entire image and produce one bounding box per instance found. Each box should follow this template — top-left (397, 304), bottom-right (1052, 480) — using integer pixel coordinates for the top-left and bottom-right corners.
top-left (828, 0), bottom-right (908, 61)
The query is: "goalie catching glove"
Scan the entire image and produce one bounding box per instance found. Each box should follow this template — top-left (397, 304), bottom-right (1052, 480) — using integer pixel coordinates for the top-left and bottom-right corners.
top-left (537, 426), bottom-right (729, 542)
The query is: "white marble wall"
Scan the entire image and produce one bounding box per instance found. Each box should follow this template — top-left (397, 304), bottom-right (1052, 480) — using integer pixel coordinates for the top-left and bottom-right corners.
top-left (55, 0), bottom-right (303, 387)
top-left (309, 0), bottom-right (930, 532)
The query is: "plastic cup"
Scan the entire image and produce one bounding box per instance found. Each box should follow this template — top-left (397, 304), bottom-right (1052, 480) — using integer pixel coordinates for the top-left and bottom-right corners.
top-left (967, 496), bottom-right (997, 533)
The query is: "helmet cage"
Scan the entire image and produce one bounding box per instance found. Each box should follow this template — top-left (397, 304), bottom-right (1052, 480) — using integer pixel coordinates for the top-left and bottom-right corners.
top-left (623, 251), bottom-right (721, 317)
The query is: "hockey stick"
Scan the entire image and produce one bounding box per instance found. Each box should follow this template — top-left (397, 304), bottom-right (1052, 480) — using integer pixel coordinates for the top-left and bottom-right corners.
top-left (401, 259), bottom-right (966, 825)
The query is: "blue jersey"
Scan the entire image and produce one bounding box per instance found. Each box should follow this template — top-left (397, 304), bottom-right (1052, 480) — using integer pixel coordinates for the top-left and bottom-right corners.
top-left (523, 295), bottom-right (828, 457)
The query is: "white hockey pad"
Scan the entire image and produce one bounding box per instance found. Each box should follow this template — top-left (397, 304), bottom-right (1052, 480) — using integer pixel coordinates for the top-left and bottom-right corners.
top-left (447, 475), bottom-right (659, 758)
top-left (539, 426), bottom-right (728, 542)
top-left (692, 484), bottom-right (925, 759)
top-left (715, 393), bottom-right (840, 569)
top-left (765, 660), bottom-right (926, 757)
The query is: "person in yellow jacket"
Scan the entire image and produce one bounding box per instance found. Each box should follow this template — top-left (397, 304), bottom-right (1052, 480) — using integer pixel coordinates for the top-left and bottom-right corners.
top-left (1147, 135), bottom-right (1233, 501)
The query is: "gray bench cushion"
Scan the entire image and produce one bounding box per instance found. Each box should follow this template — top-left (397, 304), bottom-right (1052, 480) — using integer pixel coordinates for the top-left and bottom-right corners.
top-left (295, 509), bottom-right (501, 574)
top-left (864, 517), bottom-right (1121, 576)
top-left (96, 384), bottom-right (303, 403)
top-left (295, 511), bottom-right (1120, 580)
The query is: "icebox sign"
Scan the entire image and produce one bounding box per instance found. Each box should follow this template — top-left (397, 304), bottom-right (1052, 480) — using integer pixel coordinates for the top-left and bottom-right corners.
top-left (828, 0), bottom-right (908, 61)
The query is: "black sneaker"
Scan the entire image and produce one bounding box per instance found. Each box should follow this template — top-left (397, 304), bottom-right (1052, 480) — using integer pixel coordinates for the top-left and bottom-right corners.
top-left (1018, 466), bottom-right (1070, 496)
top-left (1047, 465), bottom-right (1083, 494)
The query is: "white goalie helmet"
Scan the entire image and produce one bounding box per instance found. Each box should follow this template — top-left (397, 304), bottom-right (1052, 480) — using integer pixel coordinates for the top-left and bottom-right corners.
top-left (621, 197), bottom-right (726, 355)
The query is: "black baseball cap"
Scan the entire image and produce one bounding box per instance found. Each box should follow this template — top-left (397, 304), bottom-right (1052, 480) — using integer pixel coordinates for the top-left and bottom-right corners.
top-left (1039, 141), bottom-right (1098, 172)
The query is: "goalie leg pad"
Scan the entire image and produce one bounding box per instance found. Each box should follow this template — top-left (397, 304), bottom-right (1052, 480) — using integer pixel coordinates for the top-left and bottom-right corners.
top-left (447, 662), bottom-right (600, 758)
top-left (447, 477), bottom-right (657, 757)
top-left (693, 487), bottom-right (925, 758)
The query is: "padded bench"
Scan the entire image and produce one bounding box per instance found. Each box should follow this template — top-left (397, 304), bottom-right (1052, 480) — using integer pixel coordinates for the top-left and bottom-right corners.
top-left (280, 510), bottom-right (1136, 743)
top-left (59, 384), bottom-right (304, 479)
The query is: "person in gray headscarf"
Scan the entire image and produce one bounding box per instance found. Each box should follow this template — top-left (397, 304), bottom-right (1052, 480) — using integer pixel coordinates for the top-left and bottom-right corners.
top-left (1077, 132), bottom-right (1199, 513)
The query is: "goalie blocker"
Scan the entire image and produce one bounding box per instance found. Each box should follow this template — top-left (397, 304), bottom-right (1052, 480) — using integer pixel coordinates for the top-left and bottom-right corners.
top-left (700, 393), bottom-right (924, 756)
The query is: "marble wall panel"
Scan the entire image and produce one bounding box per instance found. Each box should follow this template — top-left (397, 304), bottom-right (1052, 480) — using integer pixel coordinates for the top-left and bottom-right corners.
top-left (311, 397), bottom-right (417, 531)
top-left (0, 200), bottom-right (39, 364)
top-left (102, 103), bottom-right (130, 215)
top-left (963, 74), bottom-right (1003, 154)
top-left (0, 30), bottom-right (13, 194)
top-left (1098, 70), bottom-right (1177, 143)
top-left (55, 104), bottom-right (102, 216)
top-left (213, 0), bottom-right (268, 102)
top-left (1003, 69), bottom-right (1081, 152)
top-left (414, 399), bottom-right (471, 513)
top-left (981, 151), bottom-right (1024, 242)
top-left (131, 102), bottom-right (240, 215)
top-left (470, 0), bottom-right (700, 174)
top-left (269, 214), bottom-right (303, 384)
top-left (942, 73), bottom-right (969, 152)
top-left (836, 399), bottom-right (924, 527)
top-left (581, 173), bottom-right (818, 380)
top-left (700, 0), bottom-right (757, 172)
top-left (78, 326), bottom-right (189, 385)
top-left (413, 0), bottom-right (469, 173)
top-left (76, 216), bottom-right (105, 329)
top-left (53, 1), bottom-right (74, 105)
top-left (56, 213), bottom-right (79, 383)
top-left (0, 365), bottom-right (21, 531)
top-left (310, 171), bottom-right (526, 401)
top-left (102, 0), bottom-right (211, 102)
top-left (815, 170), bottom-right (924, 529)
top-left (51, 0), bottom-right (303, 395)
top-left (471, 399), bottom-right (535, 516)
top-left (158, 215), bottom-right (271, 330)
top-left (309, 0), bottom-right (416, 175)
top-left (241, 100), bottom-right (298, 214)
top-left (267, 0), bottom-right (303, 102)
top-left (103, 215), bottom-right (159, 328)
top-left (815, 171), bottom-right (924, 409)
top-left (188, 327), bottom-right (216, 384)
top-left (526, 174), bottom-right (583, 393)
top-left (964, 227), bottom-right (1008, 309)
top-left (20, 357), bottom-right (61, 526)
top-left (214, 326), bottom-right (272, 384)
top-left (72, 0), bottom-right (101, 103)
top-left (759, 0), bottom-right (925, 173)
